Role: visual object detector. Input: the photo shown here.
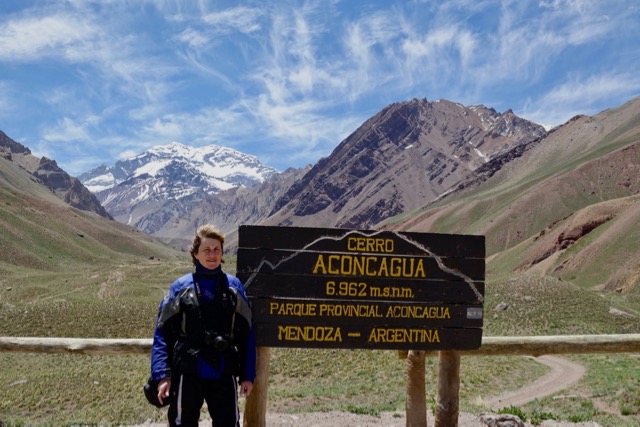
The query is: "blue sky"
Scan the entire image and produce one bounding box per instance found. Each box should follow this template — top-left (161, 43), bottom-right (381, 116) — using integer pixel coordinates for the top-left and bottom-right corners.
top-left (1, 0), bottom-right (639, 176)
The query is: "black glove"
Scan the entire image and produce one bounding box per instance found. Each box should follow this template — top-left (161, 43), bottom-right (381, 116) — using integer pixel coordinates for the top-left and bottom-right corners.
top-left (143, 376), bottom-right (173, 408)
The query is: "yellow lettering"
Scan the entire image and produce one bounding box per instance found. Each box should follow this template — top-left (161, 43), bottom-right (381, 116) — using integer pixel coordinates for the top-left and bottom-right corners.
top-left (415, 259), bottom-right (425, 278)
top-left (390, 258), bottom-right (401, 277)
top-left (368, 328), bottom-right (440, 343)
top-left (346, 237), bottom-right (395, 253)
top-left (352, 256), bottom-right (365, 276)
top-left (365, 256), bottom-right (377, 276)
top-left (277, 326), bottom-right (343, 342)
top-left (312, 254), bottom-right (426, 278)
top-left (341, 255), bottom-right (352, 275)
top-left (272, 302), bottom-right (317, 316)
top-left (384, 305), bottom-right (451, 319)
top-left (327, 255), bottom-right (341, 275)
top-left (312, 255), bottom-right (326, 274)
top-left (317, 303), bottom-right (383, 318)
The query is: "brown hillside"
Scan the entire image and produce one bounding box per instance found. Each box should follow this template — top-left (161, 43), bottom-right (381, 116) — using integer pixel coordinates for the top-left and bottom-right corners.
top-left (265, 98), bottom-right (545, 229)
top-left (0, 154), bottom-right (181, 272)
top-left (519, 194), bottom-right (640, 293)
top-left (385, 97), bottom-right (640, 295)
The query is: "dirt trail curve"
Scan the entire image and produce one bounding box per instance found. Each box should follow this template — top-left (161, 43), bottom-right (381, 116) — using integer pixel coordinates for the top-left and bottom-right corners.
top-left (134, 356), bottom-right (590, 426)
top-left (486, 355), bottom-right (586, 409)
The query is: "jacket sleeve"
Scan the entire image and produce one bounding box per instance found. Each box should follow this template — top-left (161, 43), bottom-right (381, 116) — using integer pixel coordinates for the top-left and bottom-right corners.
top-left (229, 274), bottom-right (257, 383)
top-left (242, 321), bottom-right (257, 383)
top-left (150, 279), bottom-right (185, 381)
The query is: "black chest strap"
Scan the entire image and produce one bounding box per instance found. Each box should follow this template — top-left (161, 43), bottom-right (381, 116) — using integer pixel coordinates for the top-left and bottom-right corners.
top-left (192, 272), bottom-right (237, 340)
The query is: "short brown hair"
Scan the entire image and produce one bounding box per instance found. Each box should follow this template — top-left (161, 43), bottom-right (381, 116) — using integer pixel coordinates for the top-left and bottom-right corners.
top-left (189, 224), bottom-right (225, 266)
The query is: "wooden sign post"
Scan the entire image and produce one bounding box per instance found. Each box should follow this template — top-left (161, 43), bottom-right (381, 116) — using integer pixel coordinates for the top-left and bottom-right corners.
top-left (236, 226), bottom-right (485, 426)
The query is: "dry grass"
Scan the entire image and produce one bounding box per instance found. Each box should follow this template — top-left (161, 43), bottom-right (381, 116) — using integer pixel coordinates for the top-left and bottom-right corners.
top-left (1, 266), bottom-right (639, 425)
top-left (1, 112), bottom-right (640, 425)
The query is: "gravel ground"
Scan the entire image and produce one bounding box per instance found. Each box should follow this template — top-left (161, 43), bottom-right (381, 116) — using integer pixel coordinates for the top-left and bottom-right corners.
top-left (132, 356), bottom-right (604, 426)
top-left (245, 410), bottom-right (603, 426)
top-left (134, 410), bottom-right (603, 426)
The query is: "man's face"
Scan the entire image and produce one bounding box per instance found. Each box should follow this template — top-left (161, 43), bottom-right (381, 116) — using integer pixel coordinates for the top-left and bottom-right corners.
top-left (195, 237), bottom-right (223, 270)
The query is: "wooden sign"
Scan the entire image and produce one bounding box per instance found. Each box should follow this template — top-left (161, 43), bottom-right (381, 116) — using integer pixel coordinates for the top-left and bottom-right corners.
top-left (236, 226), bottom-right (485, 351)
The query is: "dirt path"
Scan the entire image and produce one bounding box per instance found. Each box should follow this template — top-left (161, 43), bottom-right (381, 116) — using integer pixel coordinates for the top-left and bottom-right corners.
top-left (251, 356), bottom-right (590, 426)
top-left (485, 355), bottom-right (586, 409)
top-left (135, 356), bottom-right (591, 426)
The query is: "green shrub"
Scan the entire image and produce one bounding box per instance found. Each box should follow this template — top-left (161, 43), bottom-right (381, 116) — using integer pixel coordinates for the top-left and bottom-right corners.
top-left (497, 405), bottom-right (526, 422)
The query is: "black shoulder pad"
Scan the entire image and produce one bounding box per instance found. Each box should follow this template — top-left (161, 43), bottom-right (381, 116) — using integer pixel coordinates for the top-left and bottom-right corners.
top-left (229, 287), bottom-right (252, 324)
top-left (158, 287), bottom-right (196, 329)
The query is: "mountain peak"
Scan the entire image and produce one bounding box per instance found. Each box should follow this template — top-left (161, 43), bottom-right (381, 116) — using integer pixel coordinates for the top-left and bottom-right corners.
top-left (79, 142), bottom-right (278, 230)
top-left (266, 98), bottom-right (546, 229)
top-left (80, 143), bottom-right (278, 193)
top-left (146, 141), bottom-right (194, 157)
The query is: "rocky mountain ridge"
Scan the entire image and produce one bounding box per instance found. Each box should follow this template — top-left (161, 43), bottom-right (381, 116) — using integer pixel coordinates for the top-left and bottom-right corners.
top-left (76, 98), bottom-right (546, 249)
top-left (148, 165), bottom-right (311, 249)
top-left (384, 96), bottom-right (640, 295)
top-left (264, 98), bottom-right (546, 230)
top-left (0, 131), bottom-right (111, 219)
top-left (80, 142), bottom-right (278, 193)
top-left (79, 142), bottom-right (279, 238)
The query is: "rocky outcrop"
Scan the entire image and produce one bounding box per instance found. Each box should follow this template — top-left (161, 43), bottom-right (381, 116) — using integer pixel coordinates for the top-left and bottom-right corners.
top-left (479, 413), bottom-right (525, 427)
top-left (266, 98), bottom-right (546, 229)
top-left (142, 165), bottom-right (311, 251)
top-left (0, 130), bottom-right (31, 155)
top-left (84, 142), bottom-right (279, 236)
top-left (32, 157), bottom-right (113, 219)
top-left (0, 131), bottom-right (112, 219)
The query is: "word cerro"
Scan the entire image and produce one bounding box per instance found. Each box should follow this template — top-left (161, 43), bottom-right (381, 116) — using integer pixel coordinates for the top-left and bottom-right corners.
top-left (346, 237), bottom-right (395, 253)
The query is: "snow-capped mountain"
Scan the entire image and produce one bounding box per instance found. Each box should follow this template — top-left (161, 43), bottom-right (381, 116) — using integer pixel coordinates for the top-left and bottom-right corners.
top-left (78, 99), bottom-right (546, 250)
top-left (78, 142), bottom-right (278, 231)
top-left (80, 142), bottom-right (277, 193)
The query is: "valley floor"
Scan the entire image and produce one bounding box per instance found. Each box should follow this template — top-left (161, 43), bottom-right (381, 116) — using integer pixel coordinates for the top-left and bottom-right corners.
top-left (132, 356), bottom-right (607, 426)
top-left (133, 410), bottom-right (603, 426)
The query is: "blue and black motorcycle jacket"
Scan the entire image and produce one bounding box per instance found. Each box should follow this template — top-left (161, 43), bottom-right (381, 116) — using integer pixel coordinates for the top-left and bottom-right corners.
top-left (151, 262), bottom-right (256, 384)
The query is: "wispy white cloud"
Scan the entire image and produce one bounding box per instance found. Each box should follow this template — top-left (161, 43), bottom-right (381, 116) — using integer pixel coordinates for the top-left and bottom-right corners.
top-left (141, 117), bottom-right (184, 142)
top-left (167, 0), bottom-right (640, 161)
top-left (208, 3), bottom-right (358, 160)
top-left (521, 72), bottom-right (640, 127)
top-left (118, 149), bottom-right (139, 160)
top-left (42, 117), bottom-right (91, 142)
top-left (1, 0), bottom-right (639, 175)
top-left (401, 26), bottom-right (478, 86)
top-left (0, 11), bottom-right (99, 62)
top-left (176, 27), bottom-right (209, 49)
top-left (202, 6), bottom-right (263, 34)
top-left (342, 10), bottom-right (400, 100)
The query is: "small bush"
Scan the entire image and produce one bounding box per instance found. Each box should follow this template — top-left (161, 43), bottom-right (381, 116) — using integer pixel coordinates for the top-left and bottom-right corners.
top-left (498, 405), bottom-right (527, 422)
top-left (529, 410), bottom-right (556, 425)
top-left (346, 405), bottom-right (379, 416)
top-left (567, 400), bottom-right (596, 423)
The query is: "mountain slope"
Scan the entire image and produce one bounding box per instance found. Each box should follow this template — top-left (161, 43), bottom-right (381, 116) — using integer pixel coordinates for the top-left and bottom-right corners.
top-left (81, 141), bottom-right (277, 193)
top-left (80, 142), bottom-right (279, 238)
top-left (0, 131), bottom-right (111, 219)
top-left (264, 98), bottom-right (546, 229)
top-left (384, 96), bottom-right (640, 295)
top-left (141, 165), bottom-right (311, 250)
top-left (0, 146), bottom-right (181, 273)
